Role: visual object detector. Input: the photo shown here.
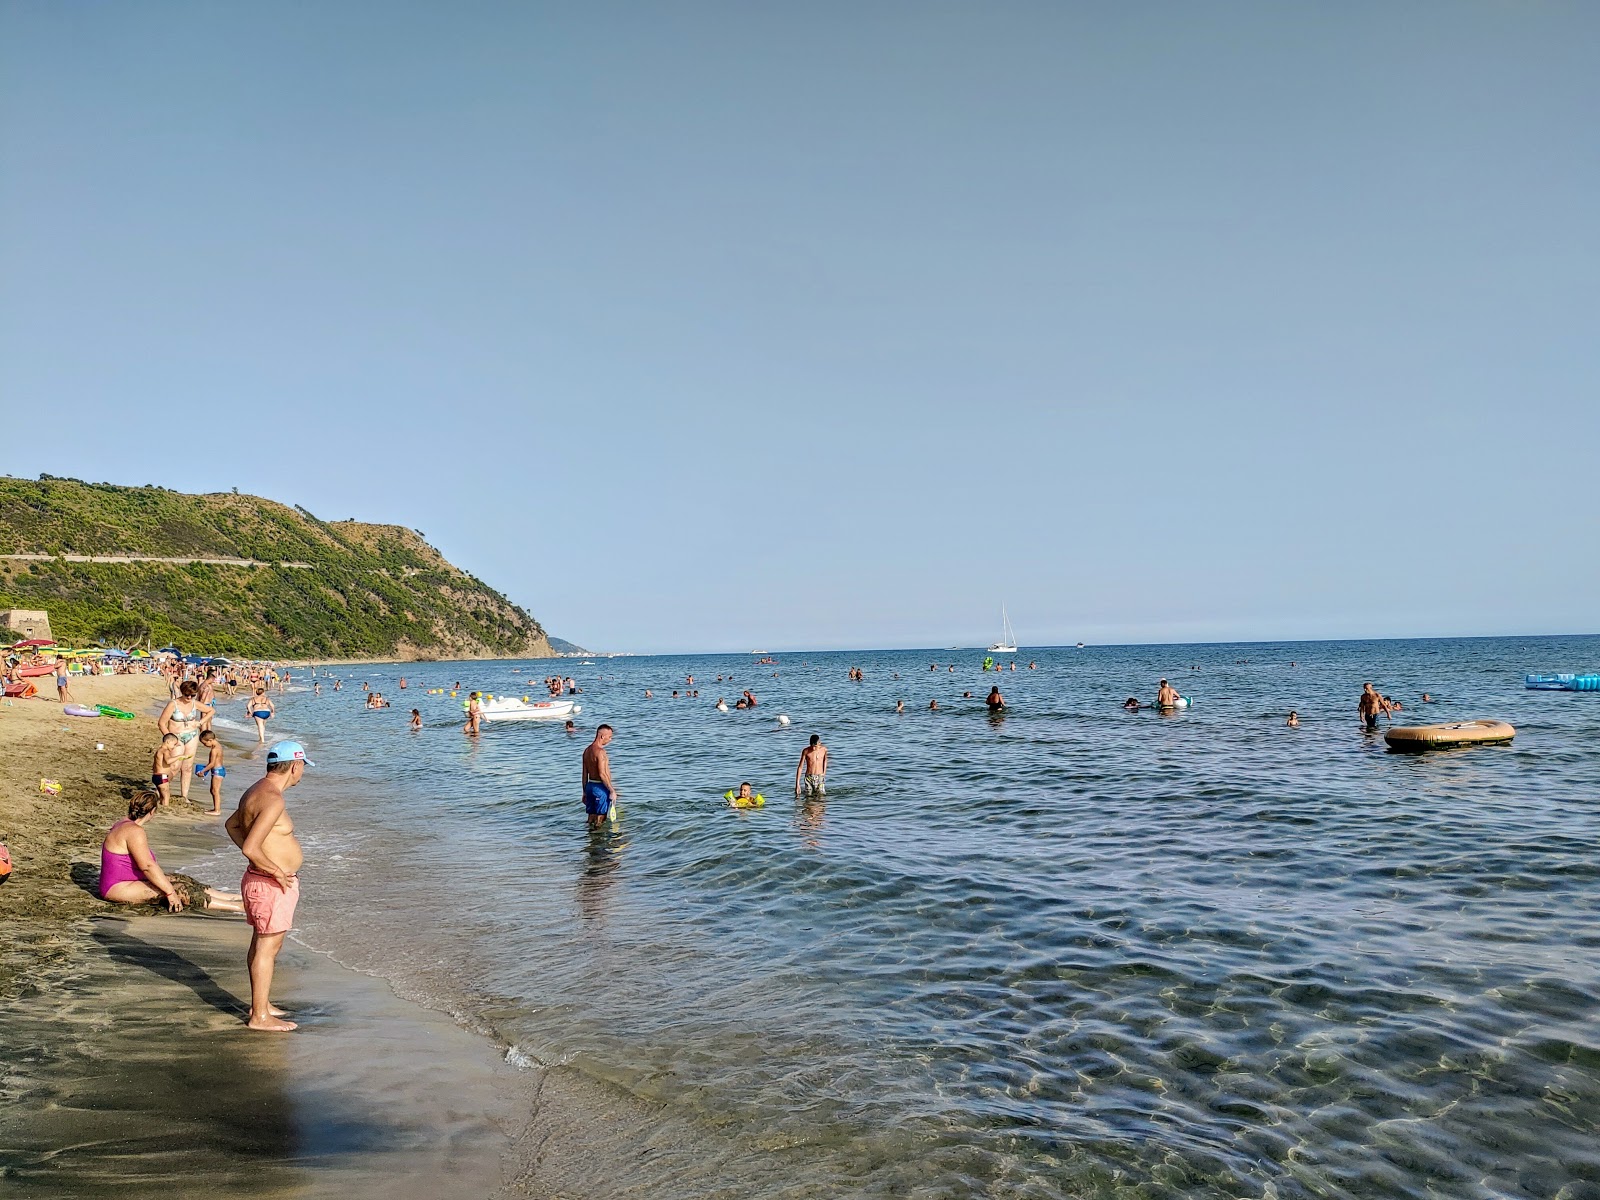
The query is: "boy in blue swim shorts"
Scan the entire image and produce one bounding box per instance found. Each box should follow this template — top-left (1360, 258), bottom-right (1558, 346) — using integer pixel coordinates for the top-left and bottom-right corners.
top-left (194, 729), bottom-right (226, 816)
top-left (580, 724), bottom-right (619, 829)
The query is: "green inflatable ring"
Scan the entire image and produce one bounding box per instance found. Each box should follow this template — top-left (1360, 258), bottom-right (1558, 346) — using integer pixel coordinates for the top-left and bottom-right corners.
top-left (95, 705), bottom-right (137, 720)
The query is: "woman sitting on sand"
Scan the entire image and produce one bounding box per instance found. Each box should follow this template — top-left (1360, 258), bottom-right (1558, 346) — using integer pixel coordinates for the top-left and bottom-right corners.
top-left (100, 792), bottom-right (243, 913)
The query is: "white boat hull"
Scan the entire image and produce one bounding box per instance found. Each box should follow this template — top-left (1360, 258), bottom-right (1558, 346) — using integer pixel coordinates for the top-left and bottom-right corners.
top-left (988, 644), bottom-right (1017, 654)
top-left (481, 699), bottom-right (580, 722)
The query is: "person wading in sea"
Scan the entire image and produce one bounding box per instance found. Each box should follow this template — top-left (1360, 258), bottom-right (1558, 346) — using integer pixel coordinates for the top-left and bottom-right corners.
top-left (226, 741), bottom-right (312, 1032)
top-left (581, 724), bottom-right (619, 829)
top-left (1359, 683), bottom-right (1391, 732)
top-left (795, 734), bottom-right (828, 797)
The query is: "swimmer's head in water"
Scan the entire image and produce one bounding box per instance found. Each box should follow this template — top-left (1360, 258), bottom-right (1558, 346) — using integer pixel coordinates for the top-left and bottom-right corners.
top-left (737, 782), bottom-right (752, 797)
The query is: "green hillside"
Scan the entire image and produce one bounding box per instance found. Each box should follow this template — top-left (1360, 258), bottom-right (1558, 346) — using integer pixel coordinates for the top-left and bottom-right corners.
top-left (0, 476), bottom-right (553, 660)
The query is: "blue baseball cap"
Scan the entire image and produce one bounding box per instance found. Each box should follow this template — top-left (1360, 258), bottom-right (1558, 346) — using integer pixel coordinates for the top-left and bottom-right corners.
top-left (266, 740), bottom-right (315, 768)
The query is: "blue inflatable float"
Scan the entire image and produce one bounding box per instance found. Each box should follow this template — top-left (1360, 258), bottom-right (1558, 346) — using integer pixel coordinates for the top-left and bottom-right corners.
top-left (1526, 674), bottom-right (1600, 691)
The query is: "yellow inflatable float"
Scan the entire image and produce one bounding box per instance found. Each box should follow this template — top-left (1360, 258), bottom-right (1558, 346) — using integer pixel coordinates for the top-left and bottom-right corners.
top-left (724, 790), bottom-right (766, 809)
top-left (1385, 720), bottom-right (1516, 752)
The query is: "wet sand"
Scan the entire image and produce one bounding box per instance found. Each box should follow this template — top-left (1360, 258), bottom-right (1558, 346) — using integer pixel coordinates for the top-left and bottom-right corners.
top-left (1, 676), bottom-right (526, 1198)
top-left (0, 911), bottom-right (523, 1199)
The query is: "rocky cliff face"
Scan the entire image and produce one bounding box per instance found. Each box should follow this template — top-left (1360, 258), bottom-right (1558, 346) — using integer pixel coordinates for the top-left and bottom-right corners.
top-left (0, 477), bottom-right (554, 659)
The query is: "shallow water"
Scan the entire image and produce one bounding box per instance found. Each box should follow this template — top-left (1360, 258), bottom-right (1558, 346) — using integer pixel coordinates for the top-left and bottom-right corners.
top-left (210, 636), bottom-right (1600, 1198)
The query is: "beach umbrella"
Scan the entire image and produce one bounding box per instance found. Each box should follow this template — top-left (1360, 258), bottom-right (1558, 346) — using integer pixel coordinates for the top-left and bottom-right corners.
top-left (102, 649), bottom-right (130, 658)
top-left (11, 639), bottom-right (55, 649)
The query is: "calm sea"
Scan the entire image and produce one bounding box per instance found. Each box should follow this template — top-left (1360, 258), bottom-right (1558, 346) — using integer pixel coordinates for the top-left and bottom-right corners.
top-left (202, 635), bottom-right (1600, 1198)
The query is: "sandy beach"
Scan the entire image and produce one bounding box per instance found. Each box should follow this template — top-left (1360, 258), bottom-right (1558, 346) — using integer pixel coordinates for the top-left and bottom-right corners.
top-left (0, 676), bottom-right (528, 1198)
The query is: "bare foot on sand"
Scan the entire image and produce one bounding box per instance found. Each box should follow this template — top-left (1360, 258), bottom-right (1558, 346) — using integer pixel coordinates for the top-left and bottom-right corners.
top-left (247, 1014), bottom-right (298, 1032)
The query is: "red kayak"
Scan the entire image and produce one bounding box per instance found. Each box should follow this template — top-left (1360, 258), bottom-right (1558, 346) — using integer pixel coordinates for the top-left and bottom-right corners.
top-left (17, 665), bottom-right (55, 678)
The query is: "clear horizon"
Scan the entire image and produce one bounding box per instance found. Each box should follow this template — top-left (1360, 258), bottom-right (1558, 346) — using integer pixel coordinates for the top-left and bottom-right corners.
top-left (4, 4), bottom-right (1596, 654)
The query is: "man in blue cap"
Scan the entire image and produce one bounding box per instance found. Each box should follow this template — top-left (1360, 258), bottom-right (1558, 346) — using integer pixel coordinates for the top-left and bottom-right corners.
top-left (225, 739), bottom-right (313, 1032)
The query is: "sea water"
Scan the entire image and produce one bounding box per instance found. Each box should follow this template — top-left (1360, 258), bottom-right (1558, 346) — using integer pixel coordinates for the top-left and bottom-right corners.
top-left (224, 636), bottom-right (1600, 1198)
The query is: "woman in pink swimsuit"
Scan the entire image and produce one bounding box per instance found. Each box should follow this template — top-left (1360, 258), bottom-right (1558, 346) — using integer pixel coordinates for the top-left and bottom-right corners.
top-left (100, 792), bottom-right (244, 913)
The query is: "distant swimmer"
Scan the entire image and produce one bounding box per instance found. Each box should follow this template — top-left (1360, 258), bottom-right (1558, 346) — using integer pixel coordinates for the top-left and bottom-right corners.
top-left (564, 719), bottom-right (576, 735)
top-left (1421, 693), bottom-right (1434, 703)
top-left (1156, 679), bottom-right (1180, 709)
top-left (645, 690), bottom-right (653, 699)
top-left (928, 699), bottom-right (939, 711)
top-left (1029, 662), bottom-right (1037, 670)
top-left (948, 665), bottom-right (955, 673)
top-left (1123, 697), bottom-right (1142, 711)
top-left (716, 698), bottom-right (729, 712)
top-left (410, 709), bottom-right (422, 731)
top-left (398, 677), bottom-right (407, 689)
top-left (986, 686), bottom-right (1006, 712)
top-left (581, 724), bottom-right (619, 829)
top-left (742, 690), bottom-right (758, 708)
top-left (895, 700), bottom-right (905, 714)
top-left (1358, 683), bottom-right (1390, 732)
top-left (464, 691), bottom-right (482, 736)
top-left (795, 734), bottom-right (828, 798)
top-left (1286, 711), bottom-right (1300, 728)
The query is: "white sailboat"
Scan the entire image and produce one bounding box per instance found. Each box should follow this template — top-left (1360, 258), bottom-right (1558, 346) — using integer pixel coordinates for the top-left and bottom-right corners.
top-left (988, 606), bottom-right (1018, 655)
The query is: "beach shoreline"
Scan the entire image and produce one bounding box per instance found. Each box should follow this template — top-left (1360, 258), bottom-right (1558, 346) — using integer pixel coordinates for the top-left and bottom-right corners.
top-left (0, 674), bottom-right (535, 1198)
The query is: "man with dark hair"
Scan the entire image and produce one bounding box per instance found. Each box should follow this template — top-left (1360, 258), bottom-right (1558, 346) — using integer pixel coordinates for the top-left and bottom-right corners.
top-left (1359, 683), bottom-right (1390, 732)
top-left (225, 740), bottom-right (313, 1032)
top-left (795, 733), bottom-right (828, 797)
top-left (581, 724), bottom-right (619, 829)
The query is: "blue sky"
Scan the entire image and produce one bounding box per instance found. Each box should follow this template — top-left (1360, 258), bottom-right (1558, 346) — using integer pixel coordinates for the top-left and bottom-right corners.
top-left (2, 2), bottom-right (1595, 653)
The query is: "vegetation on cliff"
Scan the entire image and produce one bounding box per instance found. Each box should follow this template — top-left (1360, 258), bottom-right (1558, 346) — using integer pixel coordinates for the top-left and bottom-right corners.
top-left (0, 476), bottom-right (552, 659)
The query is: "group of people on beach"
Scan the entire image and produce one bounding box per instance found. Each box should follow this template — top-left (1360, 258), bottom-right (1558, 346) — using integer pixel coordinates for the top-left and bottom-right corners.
top-left (99, 743), bottom-right (311, 1032)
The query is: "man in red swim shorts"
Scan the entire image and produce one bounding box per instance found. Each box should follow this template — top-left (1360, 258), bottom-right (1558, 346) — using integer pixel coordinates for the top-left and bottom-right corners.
top-left (225, 740), bottom-right (312, 1032)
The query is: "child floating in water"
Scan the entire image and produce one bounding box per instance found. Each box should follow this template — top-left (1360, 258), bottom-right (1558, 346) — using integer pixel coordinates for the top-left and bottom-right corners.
top-left (1286, 711), bottom-right (1300, 728)
top-left (194, 730), bottom-right (225, 815)
top-left (726, 782), bottom-right (765, 808)
top-left (152, 734), bottom-right (181, 807)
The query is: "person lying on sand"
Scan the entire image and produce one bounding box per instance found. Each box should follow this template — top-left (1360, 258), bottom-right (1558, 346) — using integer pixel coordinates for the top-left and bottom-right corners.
top-left (100, 792), bottom-right (244, 913)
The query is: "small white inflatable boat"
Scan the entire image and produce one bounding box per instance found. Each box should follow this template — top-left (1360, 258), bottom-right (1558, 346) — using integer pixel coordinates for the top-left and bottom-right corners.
top-left (479, 697), bottom-right (581, 723)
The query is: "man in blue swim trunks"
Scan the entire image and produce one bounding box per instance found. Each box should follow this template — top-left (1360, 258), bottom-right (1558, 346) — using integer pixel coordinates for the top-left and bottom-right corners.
top-left (581, 724), bottom-right (619, 829)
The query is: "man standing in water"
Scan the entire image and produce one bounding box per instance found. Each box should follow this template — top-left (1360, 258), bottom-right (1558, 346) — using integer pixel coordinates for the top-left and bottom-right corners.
top-left (1156, 679), bottom-right (1180, 709)
top-left (1359, 683), bottom-right (1391, 732)
top-left (795, 734), bottom-right (828, 797)
top-left (581, 724), bottom-right (619, 829)
top-left (225, 740), bottom-right (311, 1032)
